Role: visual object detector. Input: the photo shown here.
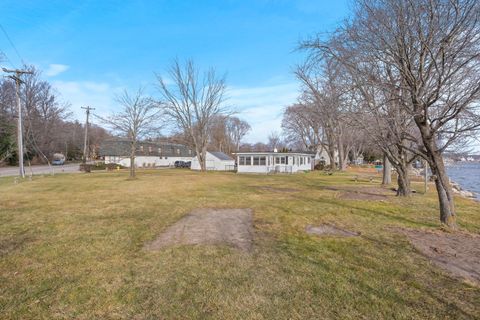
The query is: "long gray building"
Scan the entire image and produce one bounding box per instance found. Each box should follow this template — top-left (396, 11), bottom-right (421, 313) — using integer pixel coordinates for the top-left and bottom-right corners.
top-left (99, 139), bottom-right (194, 167)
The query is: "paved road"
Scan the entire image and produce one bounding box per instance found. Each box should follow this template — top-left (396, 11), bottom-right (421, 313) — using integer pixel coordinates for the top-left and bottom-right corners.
top-left (0, 163), bottom-right (81, 177)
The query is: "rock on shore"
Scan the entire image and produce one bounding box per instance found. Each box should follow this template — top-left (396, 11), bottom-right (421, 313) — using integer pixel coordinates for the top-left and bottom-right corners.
top-left (450, 181), bottom-right (476, 199)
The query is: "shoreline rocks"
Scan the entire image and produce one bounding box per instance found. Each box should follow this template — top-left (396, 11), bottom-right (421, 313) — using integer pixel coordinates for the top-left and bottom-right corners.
top-left (450, 181), bottom-right (477, 199)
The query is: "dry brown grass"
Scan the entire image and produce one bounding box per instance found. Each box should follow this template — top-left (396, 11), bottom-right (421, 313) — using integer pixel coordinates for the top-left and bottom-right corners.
top-left (0, 169), bottom-right (479, 319)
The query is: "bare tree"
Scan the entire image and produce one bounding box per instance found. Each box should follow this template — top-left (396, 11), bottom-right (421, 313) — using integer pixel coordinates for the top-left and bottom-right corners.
top-left (207, 115), bottom-right (250, 154)
top-left (0, 80), bottom-right (16, 164)
top-left (99, 89), bottom-right (161, 179)
top-left (226, 116), bottom-right (251, 153)
top-left (282, 103), bottom-right (322, 151)
top-left (209, 115), bottom-right (229, 153)
top-left (156, 59), bottom-right (228, 171)
top-left (352, 0), bottom-right (480, 227)
top-left (301, 0), bottom-right (480, 228)
top-left (22, 68), bottom-right (72, 162)
top-left (0, 66), bottom-right (112, 165)
top-left (295, 62), bottom-right (356, 170)
top-left (267, 131), bottom-right (283, 151)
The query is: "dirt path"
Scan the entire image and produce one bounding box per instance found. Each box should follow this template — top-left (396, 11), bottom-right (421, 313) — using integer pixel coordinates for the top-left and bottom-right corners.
top-left (146, 208), bottom-right (253, 251)
top-left (398, 228), bottom-right (480, 285)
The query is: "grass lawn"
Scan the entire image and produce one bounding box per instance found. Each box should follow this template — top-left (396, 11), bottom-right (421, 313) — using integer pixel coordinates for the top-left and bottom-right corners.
top-left (0, 169), bottom-right (479, 319)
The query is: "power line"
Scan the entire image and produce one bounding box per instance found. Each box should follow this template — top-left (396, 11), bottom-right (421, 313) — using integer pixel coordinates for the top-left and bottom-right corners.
top-left (0, 50), bottom-right (16, 69)
top-left (0, 23), bottom-right (25, 66)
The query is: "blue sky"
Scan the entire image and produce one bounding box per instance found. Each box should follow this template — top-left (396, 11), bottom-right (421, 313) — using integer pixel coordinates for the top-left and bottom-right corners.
top-left (0, 0), bottom-right (349, 143)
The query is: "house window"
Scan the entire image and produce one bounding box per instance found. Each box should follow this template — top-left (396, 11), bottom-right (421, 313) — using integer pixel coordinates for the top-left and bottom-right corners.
top-left (260, 156), bottom-right (266, 165)
top-left (245, 156), bottom-right (251, 165)
top-left (176, 148), bottom-right (180, 155)
top-left (253, 156), bottom-right (260, 165)
top-left (148, 146), bottom-right (152, 153)
top-left (140, 146), bottom-right (144, 152)
top-left (158, 148), bottom-right (162, 154)
top-left (275, 156), bottom-right (286, 164)
top-left (293, 157), bottom-right (295, 165)
top-left (307, 157), bottom-right (310, 164)
top-left (239, 156), bottom-right (245, 165)
top-left (188, 149), bottom-right (192, 155)
top-left (300, 157), bottom-right (304, 165)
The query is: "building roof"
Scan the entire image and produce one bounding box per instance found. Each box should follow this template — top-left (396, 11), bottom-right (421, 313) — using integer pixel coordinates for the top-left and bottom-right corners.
top-left (99, 139), bottom-right (194, 157)
top-left (234, 151), bottom-right (315, 156)
top-left (210, 151), bottom-right (234, 161)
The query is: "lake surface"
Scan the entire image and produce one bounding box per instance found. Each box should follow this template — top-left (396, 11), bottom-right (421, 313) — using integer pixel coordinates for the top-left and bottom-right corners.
top-left (446, 162), bottom-right (480, 199)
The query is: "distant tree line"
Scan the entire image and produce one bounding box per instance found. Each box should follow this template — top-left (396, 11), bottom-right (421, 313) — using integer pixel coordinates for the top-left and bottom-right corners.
top-left (0, 66), bottom-right (110, 165)
top-left (0, 61), bottom-right (254, 179)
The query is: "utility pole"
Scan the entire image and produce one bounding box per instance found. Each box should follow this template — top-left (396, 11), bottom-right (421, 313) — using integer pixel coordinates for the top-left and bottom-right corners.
top-left (81, 106), bottom-right (94, 163)
top-left (2, 67), bottom-right (33, 178)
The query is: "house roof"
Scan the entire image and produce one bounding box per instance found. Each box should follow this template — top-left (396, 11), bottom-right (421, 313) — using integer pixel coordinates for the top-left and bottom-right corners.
top-left (234, 151), bottom-right (315, 156)
top-left (99, 139), bottom-right (194, 157)
top-left (210, 151), bottom-right (234, 161)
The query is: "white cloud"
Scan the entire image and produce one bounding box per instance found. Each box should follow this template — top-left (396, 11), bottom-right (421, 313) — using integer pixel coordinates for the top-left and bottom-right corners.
top-left (52, 80), bottom-right (124, 122)
top-left (45, 64), bottom-right (70, 77)
top-left (228, 82), bottom-right (299, 143)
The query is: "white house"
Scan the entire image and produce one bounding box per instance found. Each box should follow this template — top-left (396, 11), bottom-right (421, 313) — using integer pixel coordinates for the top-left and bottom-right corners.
top-left (236, 152), bottom-right (314, 174)
top-left (191, 151), bottom-right (235, 171)
top-left (100, 139), bottom-right (194, 167)
top-left (314, 147), bottom-right (365, 167)
top-left (314, 147), bottom-right (339, 166)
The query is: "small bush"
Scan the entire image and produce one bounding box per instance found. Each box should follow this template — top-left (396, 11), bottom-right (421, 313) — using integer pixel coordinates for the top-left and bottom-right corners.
top-left (89, 162), bottom-right (126, 171)
top-left (79, 163), bottom-right (92, 173)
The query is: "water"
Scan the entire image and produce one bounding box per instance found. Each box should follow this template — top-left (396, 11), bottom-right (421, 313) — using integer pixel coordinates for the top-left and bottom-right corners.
top-left (446, 162), bottom-right (480, 200)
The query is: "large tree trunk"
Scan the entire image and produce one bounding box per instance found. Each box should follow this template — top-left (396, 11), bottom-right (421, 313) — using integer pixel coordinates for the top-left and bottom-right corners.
top-left (326, 140), bottom-right (336, 170)
top-left (201, 146), bottom-right (207, 171)
top-left (194, 146), bottom-right (205, 172)
top-left (337, 137), bottom-right (348, 171)
top-left (382, 154), bottom-right (392, 185)
top-left (129, 141), bottom-right (136, 179)
top-left (428, 149), bottom-right (457, 229)
top-left (396, 165), bottom-right (411, 196)
top-left (416, 120), bottom-right (457, 229)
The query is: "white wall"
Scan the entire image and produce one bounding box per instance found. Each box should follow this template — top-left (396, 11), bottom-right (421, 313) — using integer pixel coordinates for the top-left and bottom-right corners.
top-left (237, 154), bottom-right (312, 174)
top-left (315, 148), bottom-right (339, 166)
top-left (191, 152), bottom-right (235, 171)
top-left (105, 155), bottom-right (193, 167)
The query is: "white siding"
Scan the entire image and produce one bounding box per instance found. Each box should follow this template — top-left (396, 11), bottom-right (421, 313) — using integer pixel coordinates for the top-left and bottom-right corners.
top-left (191, 152), bottom-right (235, 171)
top-left (237, 153), bottom-right (313, 174)
top-left (105, 155), bottom-right (192, 167)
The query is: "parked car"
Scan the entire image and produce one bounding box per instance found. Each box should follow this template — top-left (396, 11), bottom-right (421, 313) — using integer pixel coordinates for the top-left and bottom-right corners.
top-left (52, 159), bottom-right (65, 165)
top-left (183, 161), bottom-right (191, 168)
top-left (174, 160), bottom-right (185, 168)
top-left (52, 153), bottom-right (65, 165)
